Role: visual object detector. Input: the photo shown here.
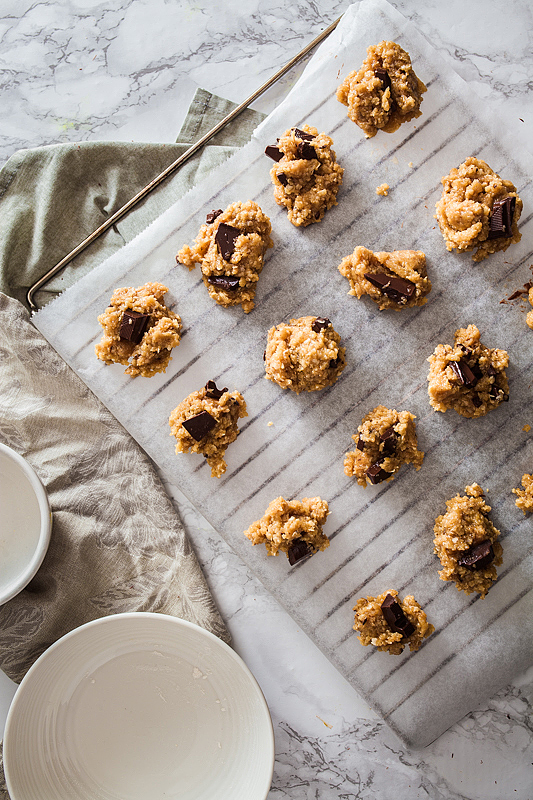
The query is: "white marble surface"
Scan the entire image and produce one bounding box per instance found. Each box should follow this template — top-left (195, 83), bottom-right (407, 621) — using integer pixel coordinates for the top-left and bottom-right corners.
top-left (1, 1), bottom-right (532, 797)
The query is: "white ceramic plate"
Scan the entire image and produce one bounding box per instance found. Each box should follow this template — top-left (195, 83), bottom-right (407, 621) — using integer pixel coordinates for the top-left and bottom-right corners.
top-left (4, 613), bottom-right (275, 800)
top-left (0, 442), bottom-right (51, 604)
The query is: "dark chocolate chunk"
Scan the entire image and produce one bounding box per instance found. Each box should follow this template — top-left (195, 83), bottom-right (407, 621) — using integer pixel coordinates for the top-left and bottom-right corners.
top-left (471, 393), bottom-right (483, 408)
top-left (205, 380), bottom-right (227, 401)
top-left (182, 410), bottom-right (217, 441)
top-left (287, 538), bottom-right (312, 566)
top-left (380, 427), bottom-right (398, 455)
top-left (293, 127), bottom-right (314, 141)
top-left (364, 272), bottom-right (416, 303)
top-left (374, 67), bottom-right (392, 93)
top-left (206, 209), bottom-right (223, 224)
top-left (366, 459), bottom-right (389, 485)
top-left (488, 196), bottom-right (516, 239)
top-left (215, 223), bottom-right (241, 261)
top-left (119, 310), bottom-right (150, 344)
top-left (449, 359), bottom-right (477, 387)
top-left (356, 434), bottom-right (365, 451)
top-left (296, 140), bottom-right (317, 160)
top-left (311, 317), bottom-right (331, 333)
top-left (487, 365), bottom-right (498, 377)
top-left (207, 274), bottom-right (241, 291)
top-left (381, 594), bottom-right (416, 637)
top-left (329, 355), bottom-right (341, 370)
top-left (457, 540), bottom-right (495, 570)
top-left (264, 144), bottom-right (284, 162)
top-left (277, 172), bottom-right (288, 186)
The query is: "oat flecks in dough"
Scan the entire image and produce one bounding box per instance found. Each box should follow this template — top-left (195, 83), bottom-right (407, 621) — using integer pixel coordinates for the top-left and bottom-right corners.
top-left (353, 590), bottom-right (434, 655)
top-left (336, 40), bottom-right (426, 138)
top-left (433, 483), bottom-right (503, 598)
top-left (435, 157), bottom-right (522, 262)
top-left (244, 496), bottom-right (330, 561)
top-left (95, 282), bottom-right (182, 378)
top-left (264, 315), bottom-right (346, 394)
top-left (512, 473), bottom-right (533, 514)
top-left (176, 200), bottom-right (273, 313)
top-left (168, 382), bottom-right (247, 478)
top-left (344, 405), bottom-right (424, 488)
top-left (427, 324), bottom-right (509, 418)
top-left (338, 246), bottom-right (431, 310)
top-left (266, 125), bottom-right (344, 227)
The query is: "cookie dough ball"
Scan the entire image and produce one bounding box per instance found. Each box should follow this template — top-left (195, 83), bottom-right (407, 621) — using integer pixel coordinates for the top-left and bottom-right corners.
top-left (353, 590), bottom-right (434, 655)
top-left (512, 473), bottom-right (533, 514)
top-left (264, 316), bottom-right (346, 394)
top-left (433, 483), bottom-right (503, 598)
top-left (244, 496), bottom-right (329, 563)
top-left (435, 157), bottom-right (522, 262)
top-left (264, 124), bottom-right (344, 226)
top-left (176, 200), bottom-right (273, 313)
top-left (344, 405), bottom-right (424, 487)
top-left (338, 246), bottom-right (431, 310)
top-left (169, 381), bottom-right (247, 478)
top-left (95, 282), bottom-right (182, 378)
top-left (427, 324), bottom-right (509, 418)
top-left (336, 40), bottom-right (426, 138)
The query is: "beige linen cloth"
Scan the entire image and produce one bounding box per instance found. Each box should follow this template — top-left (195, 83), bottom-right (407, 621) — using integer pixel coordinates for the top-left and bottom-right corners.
top-left (0, 90), bottom-right (265, 796)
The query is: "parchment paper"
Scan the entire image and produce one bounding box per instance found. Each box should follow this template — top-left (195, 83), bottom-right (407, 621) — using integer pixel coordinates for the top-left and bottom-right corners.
top-left (34, 0), bottom-right (533, 748)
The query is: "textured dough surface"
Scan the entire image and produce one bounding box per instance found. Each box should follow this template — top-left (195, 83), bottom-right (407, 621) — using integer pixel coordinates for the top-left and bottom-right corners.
top-left (95, 282), bottom-right (182, 377)
top-left (353, 590), bottom-right (434, 655)
top-left (512, 473), bottom-right (533, 513)
top-left (427, 324), bottom-right (509, 418)
top-left (176, 200), bottom-right (273, 313)
top-left (244, 496), bottom-right (330, 559)
top-left (435, 157), bottom-right (522, 261)
top-left (433, 483), bottom-right (503, 597)
top-left (336, 40), bottom-right (426, 138)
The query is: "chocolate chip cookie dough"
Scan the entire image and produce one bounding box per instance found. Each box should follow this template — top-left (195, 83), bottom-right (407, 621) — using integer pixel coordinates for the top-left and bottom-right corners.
top-left (176, 200), bottom-right (273, 313)
top-left (338, 246), bottom-right (431, 310)
top-left (435, 157), bottom-right (522, 262)
top-left (336, 40), bottom-right (426, 138)
top-left (264, 125), bottom-right (344, 226)
top-left (353, 590), bottom-right (434, 655)
top-left (168, 381), bottom-right (247, 478)
top-left (244, 496), bottom-right (329, 564)
top-left (95, 282), bottom-right (182, 378)
top-left (433, 483), bottom-right (503, 597)
top-left (512, 473), bottom-right (533, 513)
top-left (344, 405), bottom-right (424, 487)
top-left (264, 316), bottom-right (346, 394)
top-left (427, 324), bottom-right (509, 418)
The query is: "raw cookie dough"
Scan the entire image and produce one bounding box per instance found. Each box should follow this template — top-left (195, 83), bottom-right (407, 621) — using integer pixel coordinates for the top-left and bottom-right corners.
top-left (376, 183), bottom-right (389, 196)
top-left (338, 246), bottom-right (431, 310)
top-left (427, 324), bottom-right (509, 418)
top-left (168, 381), bottom-right (247, 478)
top-left (435, 157), bottom-right (522, 262)
top-left (512, 473), bottom-right (533, 513)
top-left (264, 315), bottom-right (346, 394)
top-left (244, 496), bottom-right (329, 563)
top-left (344, 405), bottom-right (424, 487)
top-left (264, 125), bottom-right (344, 226)
top-left (353, 590), bottom-right (434, 655)
top-left (336, 40), bottom-right (426, 138)
top-left (433, 483), bottom-right (503, 598)
top-left (176, 200), bottom-right (273, 313)
top-left (95, 282), bottom-right (182, 378)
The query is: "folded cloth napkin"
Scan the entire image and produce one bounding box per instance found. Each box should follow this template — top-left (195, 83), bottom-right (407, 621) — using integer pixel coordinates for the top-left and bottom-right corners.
top-left (0, 89), bottom-right (265, 797)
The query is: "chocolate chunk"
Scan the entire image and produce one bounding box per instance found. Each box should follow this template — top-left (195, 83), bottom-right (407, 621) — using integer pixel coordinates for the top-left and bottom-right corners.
top-left (287, 538), bottom-right (313, 566)
top-left (364, 272), bottom-right (416, 303)
top-left (457, 540), bottom-right (495, 570)
top-left (182, 410), bottom-right (217, 441)
top-left (312, 317), bottom-right (331, 333)
top-left (215, 223), bottom-right (241, 261)
top-left (264, 144), bottom-right (284, 162)
top-left (296, 140), bottom-right (317, 160)
top-left (449, 359), bottom-right (477, 387)
top-left (207, 275), bottom-right (241, 291)
top-left (380, 427), bottom-right (397, 455)
top-left (206, 209), bottom-right (223, 224)
top-left (329, 355), bottom-right (341, 369)
top-left (366, 459), bottom-right (389, 485)
top-left (277, 172), bottom-right (288, 186)
top-left (374, 67), bottom-right (392, 93)
top-left (487, 365), bottom-right (497, 377)
top-left (488, 196), bottom-right (516, 239)
top-left (356, 434), bottom-right (365, 451)
top-left (470, 361), bottom-right (483, 381)
top-left (205, 380), bottom-right (227, 400)
top-left (293, 127), bottom-right (314, 141)
top-left (471, 393), bottom-right (483, 408)
top-left (381, 594), bottom-right (416, 637)
top-left (119, 310), bottom-right (150, 344)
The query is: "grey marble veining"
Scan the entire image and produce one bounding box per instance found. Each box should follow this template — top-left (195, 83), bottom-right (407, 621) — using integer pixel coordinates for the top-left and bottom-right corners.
top-left (1, 1), bottom-right (532, 797)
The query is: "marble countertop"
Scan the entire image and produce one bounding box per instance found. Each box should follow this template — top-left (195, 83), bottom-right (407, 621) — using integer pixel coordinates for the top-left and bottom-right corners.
top-left (1, 1), bottom-right (532, 797)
